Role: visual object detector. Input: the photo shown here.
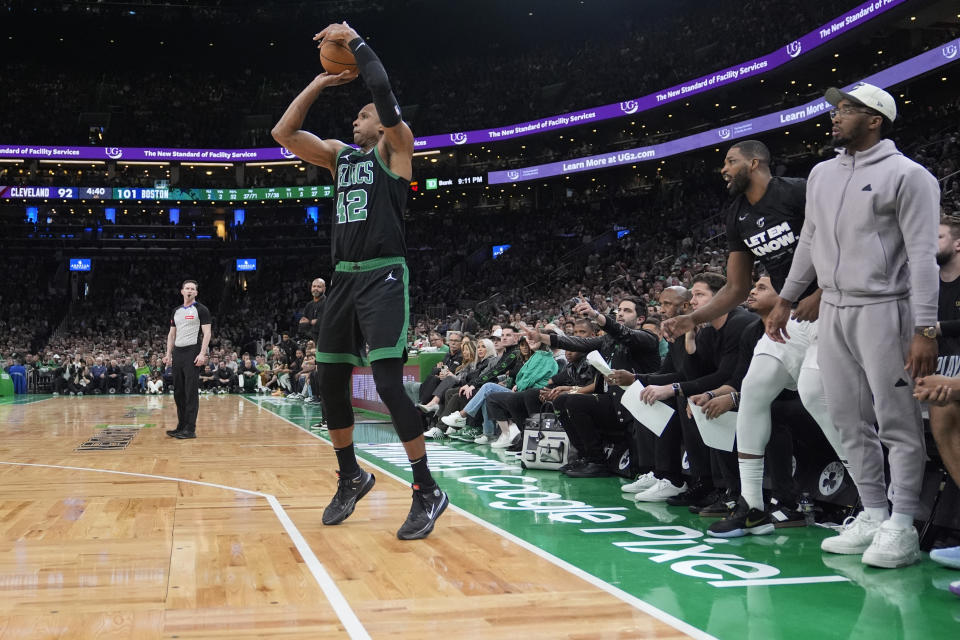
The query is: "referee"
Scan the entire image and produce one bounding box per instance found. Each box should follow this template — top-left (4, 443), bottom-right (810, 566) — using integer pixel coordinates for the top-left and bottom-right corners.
top-left (164, 280), bottom-right (212, 440)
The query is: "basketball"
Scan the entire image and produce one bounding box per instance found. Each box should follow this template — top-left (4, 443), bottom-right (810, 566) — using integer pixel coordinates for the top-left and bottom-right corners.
top-left (319, 39), bottom-right (357, 74)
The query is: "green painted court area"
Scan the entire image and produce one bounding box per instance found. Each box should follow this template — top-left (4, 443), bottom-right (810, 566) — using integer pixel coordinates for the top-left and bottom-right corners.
top-left (265, 398), bottom-right (960, 638)
top-left (0, 395), bottom-right (58, 406)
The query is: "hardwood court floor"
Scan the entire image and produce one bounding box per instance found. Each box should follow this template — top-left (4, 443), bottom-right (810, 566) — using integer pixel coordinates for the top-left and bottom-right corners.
top-left (0, 396), bottom-right (687, 640)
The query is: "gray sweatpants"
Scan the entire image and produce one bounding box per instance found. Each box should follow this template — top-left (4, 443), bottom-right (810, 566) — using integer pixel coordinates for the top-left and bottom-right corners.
top-left (817, 298), bottom-right (926, 516)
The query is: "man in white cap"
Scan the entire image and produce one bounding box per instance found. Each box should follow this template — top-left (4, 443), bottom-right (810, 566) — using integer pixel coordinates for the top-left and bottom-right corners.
top-left (767, 82), bottom-right (940, 568)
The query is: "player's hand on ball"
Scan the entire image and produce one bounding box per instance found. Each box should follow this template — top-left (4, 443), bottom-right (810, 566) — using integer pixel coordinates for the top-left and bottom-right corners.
top-left (315, 70), bottom-right (357, 86)
top-left (315, 22), bottom-right (360, 44)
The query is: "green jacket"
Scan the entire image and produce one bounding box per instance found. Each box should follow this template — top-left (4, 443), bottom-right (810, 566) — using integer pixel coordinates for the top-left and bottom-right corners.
top-left (514, 350), bottom-right (559, 391)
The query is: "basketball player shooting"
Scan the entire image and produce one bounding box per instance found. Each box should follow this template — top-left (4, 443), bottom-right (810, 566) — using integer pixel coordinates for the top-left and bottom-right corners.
top-left (271, 22), bottom-right (447, 540)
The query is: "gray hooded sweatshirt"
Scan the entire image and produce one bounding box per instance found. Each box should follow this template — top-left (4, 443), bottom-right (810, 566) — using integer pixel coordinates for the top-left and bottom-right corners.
top-left (779, 138), bottom-right (940, 326)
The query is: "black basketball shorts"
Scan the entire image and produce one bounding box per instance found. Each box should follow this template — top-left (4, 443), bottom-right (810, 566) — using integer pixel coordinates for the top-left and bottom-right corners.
top-left (315, 256), bottom-right (409, 367)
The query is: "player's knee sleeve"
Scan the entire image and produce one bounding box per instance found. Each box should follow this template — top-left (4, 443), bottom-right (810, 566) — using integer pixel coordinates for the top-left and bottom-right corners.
top-left (371, 359), bottom-right (422, 442)
top-left (797, 366), bottom-right (847, 460)
top-left (741, 355), bottom-right (792, 406)
top-left (797, 367), bottom-right (827, 414)
top-left (737, 355), bottom-right (793, 456)
top-left (319, 363), bottom-right (354, 430)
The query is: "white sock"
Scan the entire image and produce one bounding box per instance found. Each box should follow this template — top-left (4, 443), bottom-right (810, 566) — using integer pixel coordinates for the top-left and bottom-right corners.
top-left (888, 512), bottom-right (914, 529)
top-left (739, 457), bottom-right (765, 510)
top-left (865, 506), bottom-right (890, 523)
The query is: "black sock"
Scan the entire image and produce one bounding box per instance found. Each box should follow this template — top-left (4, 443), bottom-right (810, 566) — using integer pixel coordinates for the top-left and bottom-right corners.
top-left (409, 455), bottom-right (436, 489)
top-left (334, 444), bottom-right (360, 477)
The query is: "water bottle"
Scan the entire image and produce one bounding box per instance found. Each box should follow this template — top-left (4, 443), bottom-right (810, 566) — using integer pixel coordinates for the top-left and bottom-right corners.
top-left (798, 492), bottom-right (815, 526)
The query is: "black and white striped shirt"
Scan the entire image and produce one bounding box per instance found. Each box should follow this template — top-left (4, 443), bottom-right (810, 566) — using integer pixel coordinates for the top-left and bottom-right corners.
top-left (171, 302), bottom-right (212, 348)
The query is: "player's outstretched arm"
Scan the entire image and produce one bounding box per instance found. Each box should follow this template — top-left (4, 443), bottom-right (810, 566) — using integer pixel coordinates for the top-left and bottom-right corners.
top-left (271, 72), bottom-right (355, 171)
top-left (661, 251), bottom-right (753, 340)
top-left (320, 22), bottom-right (414, 178)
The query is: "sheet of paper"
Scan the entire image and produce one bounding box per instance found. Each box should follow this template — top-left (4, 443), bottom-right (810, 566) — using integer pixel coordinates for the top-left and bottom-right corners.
top-left (688, 400), bottom-right (738, 452)
top-left (585, 350), bottom-right (612, 376)
top-left (620, 380), bottom-right (674, 436)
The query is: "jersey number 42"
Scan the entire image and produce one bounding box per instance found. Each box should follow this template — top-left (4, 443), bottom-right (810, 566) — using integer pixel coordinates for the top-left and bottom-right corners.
top-left (336, 189), bottom-right (368, 224)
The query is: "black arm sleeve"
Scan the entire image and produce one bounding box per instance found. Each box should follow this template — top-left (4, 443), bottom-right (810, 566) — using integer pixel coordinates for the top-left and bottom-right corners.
top-left (348, 37), bottom-right (401, 127)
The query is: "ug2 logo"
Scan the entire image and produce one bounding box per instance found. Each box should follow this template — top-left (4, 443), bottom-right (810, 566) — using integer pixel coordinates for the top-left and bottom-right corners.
top-left (944, 44), bottom-right (958, 60)
top-left (506, 170), bottom-right (520, 181)
top-left (279, 147), bottom-right (296, 159)
top-left (450, 132), bottom-right (468, 145)
top-left (619, 100), bottom-right (639, 115)
top-left (105, 147), bottom-right (123, 160)
top-left (786, 40), bottom-right (802, 59)
top-left (718, 128), bottom-right (732, 140)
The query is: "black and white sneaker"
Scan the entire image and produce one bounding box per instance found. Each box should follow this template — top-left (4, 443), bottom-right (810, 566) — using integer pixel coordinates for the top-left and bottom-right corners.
top-left (768, 498), bottom-right (807, 528)
top-left (397, 484), bottom-right (449, 540)
top-left (696, 493), bottom-right (737, 518)
top-left (665, 480), bottom-right (715, 508)
top-left (708, 498), bottom-right (774, 538)
top-left (322, 470), bottom-right (376, 525)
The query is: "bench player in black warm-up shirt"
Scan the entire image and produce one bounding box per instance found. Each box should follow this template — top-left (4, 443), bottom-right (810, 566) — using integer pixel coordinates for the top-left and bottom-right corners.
top-left (661, 140), bottom-right (847, 538)
top-left (164, 280), bottom-right (211, 439)
top-left (272, 21), bottom-right (447, 540)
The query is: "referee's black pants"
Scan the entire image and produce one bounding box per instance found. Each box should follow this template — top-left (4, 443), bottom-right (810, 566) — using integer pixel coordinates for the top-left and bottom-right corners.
top-left (173, 345), bottom-right (201, 433)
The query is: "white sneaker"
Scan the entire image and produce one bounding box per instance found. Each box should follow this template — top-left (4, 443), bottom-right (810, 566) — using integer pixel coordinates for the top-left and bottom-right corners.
top-left (861, 520), bottom-right (921, 568)
top-left (821, 511), bottom-right (881, 555)
top-left (444, 425), bottom-right (460, 435)
top-left (424, 426), bottom-right (445, 439)
top-left (634, 478), bottom-right (687, 502)
top-left (441, 412), bottom-right (468, 428)
top-left (622, 471), bottom-right (657, 493)
top-left (490, 425), bottom-right (516, 449)
top-left (474, 434), bottom-right (492, 445)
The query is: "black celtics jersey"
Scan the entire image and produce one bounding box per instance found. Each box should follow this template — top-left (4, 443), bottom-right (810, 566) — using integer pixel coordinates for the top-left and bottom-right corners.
top-left (331, 145), bottom-right (408, 264)
top-left (725, 176), bottom-right (816, 298)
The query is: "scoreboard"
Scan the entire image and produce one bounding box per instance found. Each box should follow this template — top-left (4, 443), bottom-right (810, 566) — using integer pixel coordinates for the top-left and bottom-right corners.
top-left (0, 185), bottom-right (333, 201)
top-left (0, 186), bottom-right (111, 199)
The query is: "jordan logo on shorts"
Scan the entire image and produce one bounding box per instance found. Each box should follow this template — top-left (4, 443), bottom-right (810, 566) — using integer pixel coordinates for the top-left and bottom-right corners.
top-left (385, 270), bottom-right (397, 282)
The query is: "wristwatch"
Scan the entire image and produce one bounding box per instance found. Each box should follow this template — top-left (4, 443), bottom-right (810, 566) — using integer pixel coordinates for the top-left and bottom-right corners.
top-left (915, 326), bottom-right (937, 339)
